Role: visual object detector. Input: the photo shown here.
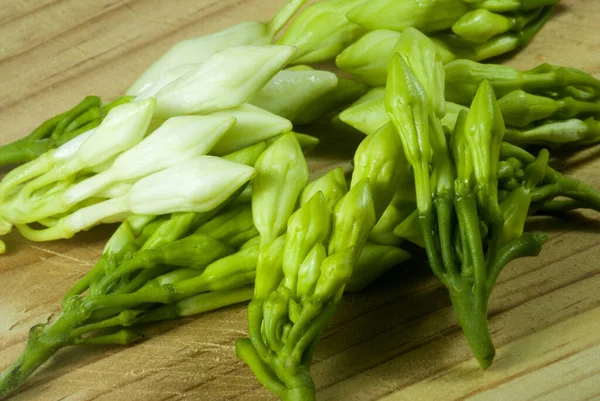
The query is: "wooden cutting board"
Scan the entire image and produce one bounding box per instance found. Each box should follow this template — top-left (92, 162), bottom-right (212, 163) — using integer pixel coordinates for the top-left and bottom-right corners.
top-left (1, 0), bottom-right (600, 400)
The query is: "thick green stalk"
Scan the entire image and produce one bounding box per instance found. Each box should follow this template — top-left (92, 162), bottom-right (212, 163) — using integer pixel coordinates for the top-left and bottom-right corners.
top-left (0, 300), bottom-right (89, 397)
top-left (448, 285), bottom-right (495, 369)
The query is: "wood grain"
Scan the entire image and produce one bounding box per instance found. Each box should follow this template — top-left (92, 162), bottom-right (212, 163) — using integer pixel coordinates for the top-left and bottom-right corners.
top-left (1, 0), bottom-right (600, 400)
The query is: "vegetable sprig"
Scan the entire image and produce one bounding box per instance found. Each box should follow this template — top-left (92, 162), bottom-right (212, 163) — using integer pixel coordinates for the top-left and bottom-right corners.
top-left (0, 143), bottom-right (267, 397)
top-left (237, 113), bottom-right (414, 399)
top-left (335, 4), bottom-right (554, 86)
top-left (338, 58), bottom-right (600, 150)
top-left (384, 29), bottom-right (548, 367)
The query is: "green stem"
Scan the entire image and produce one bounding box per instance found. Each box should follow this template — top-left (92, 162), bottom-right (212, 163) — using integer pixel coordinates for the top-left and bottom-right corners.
top-left (95, 255), bottom-right (155, 294)
top-left (281, 380), bottom-right (316, 401)
top-left (486, 233), bottom-right (546, 293)
top-left (49, 96), bottom-right (101, 142)
top-left (138, 286), bottom-right (253, 323)
top-left (71, 310), bottom-right (141, 337)
top-left (292, 300), bottom-right (338, 362)
top-left (0, 302), bottom-right (88, 397)
top-left (63, 258), bottom-right (108, 304)
top-left (0, 325), bottom-right (69, 397)
top-left (550, 173), bottom-right (600, 212)
top-left (73, 330), bottom-right (141, 346)
top-left (448, 286), bottom-right (495, 369)
top-left (531, 198), bottom-right (585, 214)
top-left (516, 5), bottom-right (553, 46)
top-left (83, 283), bottom-right (179, 311)
top-left (112, 266), bottom-right (167, 295)
top-left (454, 192), bottom-right (487, 297)
top-left (0, 139), bottom-right (50, 166)
top-left (63, 107), bottom-right (102, 134)
top-left (434, 194), bottom-right (459, 277)
top-left (248, 300), bottom-right (273, 363)
top-left (418, 212), bottom-right (448, 286)
top-left (236, 338), bottom-right (286, 397)
top-left (53, 120), bottom-right (101, 147)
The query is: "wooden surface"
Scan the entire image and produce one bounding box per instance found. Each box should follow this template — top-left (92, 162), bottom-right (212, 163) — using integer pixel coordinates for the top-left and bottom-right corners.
top-left (1, 0), bottom-right (600, 400)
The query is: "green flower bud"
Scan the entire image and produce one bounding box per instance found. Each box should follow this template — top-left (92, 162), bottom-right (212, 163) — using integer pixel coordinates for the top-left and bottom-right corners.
top-left (452, 9), bottom-right (514, 44)
top-left (300, 167), bottom-right (348, 212)
top-left (283, 193), bottom-right (331, 292)
top-left (296, 243), bottom-right (327, 298)
top-left (278, 0), bottom-right (367, 64)
top-left (222, 141), bottom-right (268, 167)
top-left (255, 235), bottom-right (286, 299)
top-left (444, 59), bottom-right (523, 105)
top-left (385, 53), bottom-right (432, 213)
top-left (475, 0), bottom-right (558, 12)
top-left (294, 133), bottom-right (320, 152)
top-left (442, 101), bottom-right (469, 132)
top-left (499, 147), bottom-right (548, 244)
top-left (328, 179), bottom-right (376, 260)
top-left (252, 133), bottom-right (309, 244)
top-left (450, 110), bottom-right (473, 183)
top-left (347, 0), bottom-right (469, 33)
top-left (393, 210), bottom-right (424, 247)
top-left (498, 90), bottom-right (600, 128)
top-left (336, 30), bottom-right (401, 87)
top-left (503, 118), bottom-right (600, 148)
top-left (339, 87), bottom-right (388, 136)
top-left (393, 27), bottom-right (446, 117)
top-left (464, 80), bottom-right (505, 210)
top-left (369, 200), bottom-right (416, 246)
top-left (313, 248), bottom-right (355, 301)
top-left (351, 122), bottom-right (410, 219)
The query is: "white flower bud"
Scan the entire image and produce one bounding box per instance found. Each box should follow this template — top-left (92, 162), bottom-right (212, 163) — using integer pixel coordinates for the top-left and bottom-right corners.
top-left (210, 104), bottom-right (292, 155)
top-left (128, 156), bottom-right (255, 214)
top-left (75, 98), bottom-right (156, 168)
top-left (127, 21), bottom-right (272, 96)
top-left (153, 45), bottom-right (296, 118)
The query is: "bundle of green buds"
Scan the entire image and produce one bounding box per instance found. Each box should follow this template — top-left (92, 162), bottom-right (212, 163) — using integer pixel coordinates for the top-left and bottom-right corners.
top-left (338, 56), bottom-right (600, 150)
top-left (385, 29), bottom-right (542, 367)
top-left (236, 102), bottom-right (414, 399)
top-left (383, 28), bottom-right (600, 369)
top-left (445, 59), bottom-right (600, 148)
top-left (0, 143), bottom-right (266, 396)
top-left (333, 1), bottom-right (555, 86)
top-left (498, 142), bottom-right (600, 214)
top-left (0, 135), bottom-right (412, 398)
top-left (277, 0), bottom-right (556, 70)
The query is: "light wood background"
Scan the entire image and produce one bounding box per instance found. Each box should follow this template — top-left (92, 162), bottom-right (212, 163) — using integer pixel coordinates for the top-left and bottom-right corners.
top-left (1, 0), bottom-right (600, 400)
